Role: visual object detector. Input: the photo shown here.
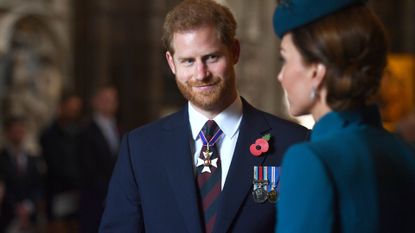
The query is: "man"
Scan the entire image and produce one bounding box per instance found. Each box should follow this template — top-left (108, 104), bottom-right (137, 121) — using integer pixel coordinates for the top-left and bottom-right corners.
top-left (99, 1), bottom-right (308, 232)
top-left (79, 86), bottom-right (120, 233)
top-left (40, 93), bottom-right (83, 231)
top-left (0, 117), bottom-right (44, 232)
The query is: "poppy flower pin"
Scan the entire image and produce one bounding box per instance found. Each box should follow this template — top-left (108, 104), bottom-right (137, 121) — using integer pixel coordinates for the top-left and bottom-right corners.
top-left (250, 133), bottom-right (272, 157)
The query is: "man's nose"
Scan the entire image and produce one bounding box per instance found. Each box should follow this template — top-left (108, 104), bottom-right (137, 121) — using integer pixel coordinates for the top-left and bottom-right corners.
top-left (195, 61), bottom-right (210, 80)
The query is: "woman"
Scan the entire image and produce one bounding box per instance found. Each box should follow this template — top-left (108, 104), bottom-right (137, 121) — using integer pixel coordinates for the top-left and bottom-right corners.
top-left (272, 0), bottom-right (415, 232)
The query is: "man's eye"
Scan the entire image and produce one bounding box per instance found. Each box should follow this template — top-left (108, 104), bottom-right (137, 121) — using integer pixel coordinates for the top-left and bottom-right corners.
top-left (206, 55), bottom-right (218, 63)
top-left (181, 59), bottom-right (194, 66)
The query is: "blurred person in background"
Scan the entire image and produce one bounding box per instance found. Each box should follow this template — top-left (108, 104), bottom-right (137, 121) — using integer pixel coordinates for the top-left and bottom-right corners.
top-left (40, 92), bottom-right (83, 233)
top-left (0, 117), bottom-right (44, 233)
top-left (272, 0), bottom-right (415, 232)
top-left (79, 86), bottom-right (120, 233)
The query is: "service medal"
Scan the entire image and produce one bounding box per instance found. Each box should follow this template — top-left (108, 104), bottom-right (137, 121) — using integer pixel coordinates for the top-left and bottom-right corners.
top-left (267, 166), bottom-right (280, 203)
top-left (252, 166), bottom-right (268, 203)
top-left (252, 186), bottom-right (268, 203)
top-left (196, 128), bottom-right (222, 174)
top-left (268, 189), bottom-right (278, 203)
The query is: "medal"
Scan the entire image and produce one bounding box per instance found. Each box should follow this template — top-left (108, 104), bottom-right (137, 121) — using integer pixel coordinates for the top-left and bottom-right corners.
top-left (252, 186), bottom-right (268, 203)
top-left (252, 166), bottom-right (281, 203)
top-left (267, 166), bottom-right (280, 203)
top-left (268, 189), bottom-right (278, 203)
top-left (196, 145), bottom-right (218, 173)
top-left (252, 166), bottom-right (268, 203)
top-left (196, 128), bottom-right (222, 173)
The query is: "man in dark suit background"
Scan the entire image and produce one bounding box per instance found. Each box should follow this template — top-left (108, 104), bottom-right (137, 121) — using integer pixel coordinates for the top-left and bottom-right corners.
top-left (0, 117), bottom-right (44, 232)
top-left (40, 92), bottom-right (83, 232)
top-left (99, 1), bottom-right (308, 232)
top-left (79, 86), bottom-right (120, 233)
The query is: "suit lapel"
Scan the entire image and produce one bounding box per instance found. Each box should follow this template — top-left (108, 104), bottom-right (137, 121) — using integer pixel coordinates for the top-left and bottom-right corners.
top-left (214, 100), bottom-right (271, 233)
top-left (161, 107), bottom-right (203, 233)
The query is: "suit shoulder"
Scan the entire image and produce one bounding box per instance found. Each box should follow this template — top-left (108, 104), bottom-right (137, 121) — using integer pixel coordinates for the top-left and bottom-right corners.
top-left (257, 110), bottom-right (309, 138)
top-left (267, 113), bottom-right (307, 130)
top-left (128, 110), bottom-right (184, 138)
top-left (243, 99), bottom-right (307, 131)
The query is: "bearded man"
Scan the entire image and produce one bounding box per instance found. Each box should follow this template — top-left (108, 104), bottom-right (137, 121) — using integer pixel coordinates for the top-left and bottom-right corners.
top-left (99, 1), bottom-right (308, 232)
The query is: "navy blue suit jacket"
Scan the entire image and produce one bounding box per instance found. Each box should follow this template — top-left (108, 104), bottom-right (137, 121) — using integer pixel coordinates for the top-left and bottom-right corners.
top-left (99, 99), bottom-right (308, 233)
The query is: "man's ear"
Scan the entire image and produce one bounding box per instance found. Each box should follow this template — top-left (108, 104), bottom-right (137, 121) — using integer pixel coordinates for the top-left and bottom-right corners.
top-left (312, 63), bottom-right (326, 88)
top-left (166, 51), bottom-right (176, 75)
top-left (231, 39), bottom-right (240, 64)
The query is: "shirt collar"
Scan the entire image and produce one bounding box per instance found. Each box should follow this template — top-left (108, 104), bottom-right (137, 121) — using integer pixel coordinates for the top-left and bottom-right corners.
top-left (94, 113), bottom-right (115, 126)
top-left (188, 97), bottom-right (243, 140)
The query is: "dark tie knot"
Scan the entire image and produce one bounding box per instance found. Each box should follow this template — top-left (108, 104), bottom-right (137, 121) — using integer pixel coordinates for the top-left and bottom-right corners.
top-left (202, 120), bottom-right (220, 141)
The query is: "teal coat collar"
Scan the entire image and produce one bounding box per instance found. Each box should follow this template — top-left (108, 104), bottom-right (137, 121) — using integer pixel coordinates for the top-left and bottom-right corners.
top-left (311, 105), bottom-right (383, 141)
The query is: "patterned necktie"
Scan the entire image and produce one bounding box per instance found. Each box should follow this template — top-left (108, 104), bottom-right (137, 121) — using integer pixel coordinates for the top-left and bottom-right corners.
top-left (197, 120), bottom-right (222, 233)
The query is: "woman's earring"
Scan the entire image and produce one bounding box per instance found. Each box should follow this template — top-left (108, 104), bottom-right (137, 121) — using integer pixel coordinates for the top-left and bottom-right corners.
top-left (310, 86), bottom-right (318, 100)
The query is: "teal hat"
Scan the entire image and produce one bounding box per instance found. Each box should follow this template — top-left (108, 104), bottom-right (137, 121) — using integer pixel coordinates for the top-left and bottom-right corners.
top-left (273, 0), bottom-right (368, 38)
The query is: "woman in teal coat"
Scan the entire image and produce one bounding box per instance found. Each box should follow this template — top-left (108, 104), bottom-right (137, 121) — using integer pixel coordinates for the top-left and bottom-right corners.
top-left (272, 0), bottom-right (415, 232)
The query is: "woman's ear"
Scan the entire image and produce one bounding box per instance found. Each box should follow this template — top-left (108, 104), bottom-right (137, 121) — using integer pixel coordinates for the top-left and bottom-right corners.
top-left (312, 63), bottom-right (326, 88)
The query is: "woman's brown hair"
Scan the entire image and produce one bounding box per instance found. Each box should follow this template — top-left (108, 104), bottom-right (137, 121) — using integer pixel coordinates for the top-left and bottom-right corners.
top-left (291, 4), bottom-right (388, 111)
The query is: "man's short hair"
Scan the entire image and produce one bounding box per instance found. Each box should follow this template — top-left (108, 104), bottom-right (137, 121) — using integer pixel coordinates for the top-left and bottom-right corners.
top-left (162, 0), bottom-right (237, 54)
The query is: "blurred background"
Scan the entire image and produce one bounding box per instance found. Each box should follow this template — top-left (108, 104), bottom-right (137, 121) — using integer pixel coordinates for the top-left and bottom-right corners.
top-left (0, 0), bottom-right (413, 232)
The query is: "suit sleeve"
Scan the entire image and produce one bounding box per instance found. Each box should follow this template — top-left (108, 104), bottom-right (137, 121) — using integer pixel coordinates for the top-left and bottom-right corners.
top-left (276, 145), bottom-right (334, 233)
top-left (99, 133), bottom-right (144, 232)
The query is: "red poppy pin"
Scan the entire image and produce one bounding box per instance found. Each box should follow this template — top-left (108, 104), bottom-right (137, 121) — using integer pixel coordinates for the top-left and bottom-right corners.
top-left (250, 133), bottom-right (271, 157)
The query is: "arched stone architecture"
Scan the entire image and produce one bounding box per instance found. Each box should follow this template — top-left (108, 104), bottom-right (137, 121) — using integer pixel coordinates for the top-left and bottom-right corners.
top-left (0, 1), bottom-right (71, 153)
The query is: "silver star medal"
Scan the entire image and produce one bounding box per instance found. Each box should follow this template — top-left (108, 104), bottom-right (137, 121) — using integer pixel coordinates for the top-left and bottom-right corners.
top-left (196, 145), bottom-right (218, 173)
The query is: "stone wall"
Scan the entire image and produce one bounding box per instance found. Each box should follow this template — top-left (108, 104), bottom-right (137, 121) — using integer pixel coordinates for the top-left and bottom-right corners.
top-left (0, 0), bottom-right (71, 153)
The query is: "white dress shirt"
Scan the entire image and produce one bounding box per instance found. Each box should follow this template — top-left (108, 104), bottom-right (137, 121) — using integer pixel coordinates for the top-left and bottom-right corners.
top-left (94, 113), bottom-right (119, 155)
top-left (188, 97), bottom-right (243, 189)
